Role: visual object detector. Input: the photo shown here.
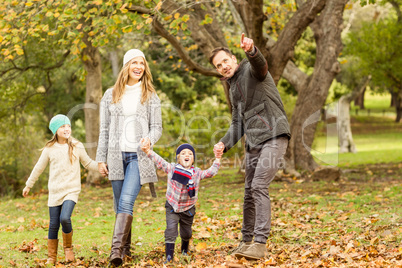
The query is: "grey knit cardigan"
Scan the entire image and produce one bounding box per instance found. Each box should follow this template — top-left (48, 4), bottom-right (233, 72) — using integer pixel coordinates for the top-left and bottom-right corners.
top-left (96, 88), bottom-right (162, 184)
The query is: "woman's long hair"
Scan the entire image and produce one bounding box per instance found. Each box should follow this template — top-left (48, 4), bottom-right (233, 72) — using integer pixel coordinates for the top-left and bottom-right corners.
top-left (112, 57), bottom-right (156, 104)
top-left (42, 135), bottom-right (77, 164)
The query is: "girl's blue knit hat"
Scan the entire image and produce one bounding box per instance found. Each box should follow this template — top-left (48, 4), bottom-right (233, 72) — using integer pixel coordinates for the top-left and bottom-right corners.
top-left (176, 143), bottom-right (195, 161)
top-left (49, 114), bottom-right (71, 135)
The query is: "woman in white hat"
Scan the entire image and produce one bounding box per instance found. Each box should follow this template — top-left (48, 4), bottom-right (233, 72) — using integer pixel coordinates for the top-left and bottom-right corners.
top-left (96, 49), bottom-right (162, 266)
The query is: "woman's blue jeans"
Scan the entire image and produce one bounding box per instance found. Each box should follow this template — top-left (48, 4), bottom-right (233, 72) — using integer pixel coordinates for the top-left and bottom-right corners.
top-left (48, 200), bottom-right (76, 239)
top-left (111, 152), bottom-right (142, 216)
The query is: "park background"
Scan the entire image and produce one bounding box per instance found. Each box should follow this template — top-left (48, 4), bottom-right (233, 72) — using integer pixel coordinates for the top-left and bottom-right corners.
top-left (0, 0), bottom-right (401, 267)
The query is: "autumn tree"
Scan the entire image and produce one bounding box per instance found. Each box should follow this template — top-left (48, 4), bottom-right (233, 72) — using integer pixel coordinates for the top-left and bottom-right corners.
top-left (127, 0), bottom-right (349, 172)
top-left (345, 0), bottom-right (402, 122)
top-left (0, 0), bottom-right (146, 184)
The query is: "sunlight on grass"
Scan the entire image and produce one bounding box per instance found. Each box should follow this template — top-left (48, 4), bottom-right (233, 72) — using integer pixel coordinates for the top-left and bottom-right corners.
top-left (313, 132), bottom-right (402, 167)
top-left (351, 90), bottom-right (395, 116)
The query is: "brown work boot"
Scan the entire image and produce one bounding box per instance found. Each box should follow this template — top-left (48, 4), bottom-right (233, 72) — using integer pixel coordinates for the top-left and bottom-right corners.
top-left (235, 242), bottom-right (268, 260)
top-left (46, 239), bottom-right (58, 265)
top-left (231, 241), bottom-right (252, 256)
top-left (62, 230), bottom-right (75, 262)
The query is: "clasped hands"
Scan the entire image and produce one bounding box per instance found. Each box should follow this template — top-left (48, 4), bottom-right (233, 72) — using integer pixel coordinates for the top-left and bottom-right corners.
top-left (97, 137), bottom-right (152, 177)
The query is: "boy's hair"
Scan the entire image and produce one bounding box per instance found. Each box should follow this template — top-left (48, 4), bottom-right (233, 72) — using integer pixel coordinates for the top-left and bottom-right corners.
top-left (209, 47), bottom-right (233, 66)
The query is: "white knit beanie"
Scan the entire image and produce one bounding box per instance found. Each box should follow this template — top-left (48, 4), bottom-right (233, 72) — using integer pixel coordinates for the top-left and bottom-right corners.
top-left (123, 49), bottom-right (146, 66)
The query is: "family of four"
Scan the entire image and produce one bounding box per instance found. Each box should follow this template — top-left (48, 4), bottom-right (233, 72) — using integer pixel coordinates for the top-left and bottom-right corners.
top-left (22, 34), bottom-right (290, 266)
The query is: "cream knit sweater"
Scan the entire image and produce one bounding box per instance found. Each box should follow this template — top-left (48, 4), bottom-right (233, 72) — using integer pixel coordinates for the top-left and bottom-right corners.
top-left (25, 141), bottom-right (98, 206)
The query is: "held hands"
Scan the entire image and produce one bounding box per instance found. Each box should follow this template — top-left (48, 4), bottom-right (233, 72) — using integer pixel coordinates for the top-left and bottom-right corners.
top-left (140, 137), bottom-right (151, 155)
top-left (240, 33), bottom-right (254, 53)
top-left (213, 142), bottom-right (224, 160)
top-left (22, 186), bottom-right (30, 197)
top-left (98, 162), bottom-right (109, 177)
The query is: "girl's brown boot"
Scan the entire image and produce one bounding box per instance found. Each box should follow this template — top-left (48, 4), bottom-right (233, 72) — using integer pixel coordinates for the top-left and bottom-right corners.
top-left (62, 230), bottom-right (75, 262)
top-left (46, 239), bottom-right (58, 265)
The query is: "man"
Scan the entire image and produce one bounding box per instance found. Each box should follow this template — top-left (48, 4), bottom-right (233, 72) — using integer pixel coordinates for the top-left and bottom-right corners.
top-left (211, 34), bottom-right (291, 260)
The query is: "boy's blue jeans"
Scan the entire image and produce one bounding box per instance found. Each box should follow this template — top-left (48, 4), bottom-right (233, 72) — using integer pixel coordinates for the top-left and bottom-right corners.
top-left (111, 152), bottom-right (142, 215)
top-left (48, 200), bottom-right (76, 239)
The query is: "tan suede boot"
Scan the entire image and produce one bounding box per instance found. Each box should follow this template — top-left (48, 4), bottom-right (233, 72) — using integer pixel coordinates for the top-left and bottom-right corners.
top-left (231, 241), bottom-right (252, 256)
top-left (235, 242), bottom-right (268, 260)
top-left (62, 230), bottom-right (75, 262)
top-left (46, 239), bottom-right (58, 265)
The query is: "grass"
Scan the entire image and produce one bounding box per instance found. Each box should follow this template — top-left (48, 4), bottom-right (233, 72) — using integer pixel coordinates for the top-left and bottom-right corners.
top-left (1, 162), bottom-right (401, 267)
top-left (350, 90), bottom-right (395, 116)
top-left (1, 92), bottom-right (402, 267)
top-left (313, 91), bottom-right (402, 167)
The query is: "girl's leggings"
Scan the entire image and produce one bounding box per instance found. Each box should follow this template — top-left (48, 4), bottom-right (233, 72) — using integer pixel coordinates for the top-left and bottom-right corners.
top-left (48, 200), bottom-right (76, 239)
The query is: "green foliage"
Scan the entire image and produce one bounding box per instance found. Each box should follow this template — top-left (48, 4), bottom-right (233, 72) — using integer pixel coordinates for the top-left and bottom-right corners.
top-left (345, 18), bottom-right (402, 93)
top-left (293, 26), bottom-right (316, 75)
top-left (327, 79), bottom-right (351, 103)
top-left (154, 91), bottom-right (242, 165)
top-left (0, 0), bottom-right (144, 60)
top-left (334, 56), bottom-right (368, 100)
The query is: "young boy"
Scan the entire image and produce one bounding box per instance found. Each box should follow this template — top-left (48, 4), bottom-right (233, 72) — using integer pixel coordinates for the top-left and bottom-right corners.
top-left (140, 141), bottom-right (221, 263)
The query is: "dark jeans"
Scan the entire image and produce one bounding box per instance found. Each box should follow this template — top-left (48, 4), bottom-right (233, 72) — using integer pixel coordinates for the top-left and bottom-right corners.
top-left (111, 152), bottom-right (142, 215)
top-left (164, 201), bottom-right (195, 244)
top-left (242, 136), bottom-right (288, 244)
top-left (48, 200), bottom-right (76, 239)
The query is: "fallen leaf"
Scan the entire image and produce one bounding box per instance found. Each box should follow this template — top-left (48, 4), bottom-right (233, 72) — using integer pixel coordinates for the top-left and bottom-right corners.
top-left (195, 242), bottom-right (207, 251)
top-left (370, 237), bottom-right (379, 245)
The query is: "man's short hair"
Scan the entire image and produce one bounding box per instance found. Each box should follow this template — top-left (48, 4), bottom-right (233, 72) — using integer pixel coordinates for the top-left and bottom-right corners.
top-left (209, 47), bottom-right (233, 66)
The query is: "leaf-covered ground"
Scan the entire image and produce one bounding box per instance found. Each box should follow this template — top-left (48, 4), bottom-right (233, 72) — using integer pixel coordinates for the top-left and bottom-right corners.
top-left (1, 163), bottom-right (401, 267)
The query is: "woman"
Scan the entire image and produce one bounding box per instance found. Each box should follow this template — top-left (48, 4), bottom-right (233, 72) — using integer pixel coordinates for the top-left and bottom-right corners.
top-left (96, 49), bottom-right (162, 266)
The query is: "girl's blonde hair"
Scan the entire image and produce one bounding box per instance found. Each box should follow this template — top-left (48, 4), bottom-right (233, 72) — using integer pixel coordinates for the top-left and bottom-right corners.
top-left (112, 57), bottom-right (156, 104)
top-left (43, 135), bottom-right (77, 164)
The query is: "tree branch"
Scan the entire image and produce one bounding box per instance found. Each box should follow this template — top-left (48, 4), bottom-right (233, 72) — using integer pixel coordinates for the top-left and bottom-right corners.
top-left (268, 0), bottom-right (326, 83)
top-left (227, 0), bottom-right (247, 35)
top-left (127, 5), bottom-right (152, 15)
top-left (230, 0), bottom-right (267, 51)
top-left (151, 18), bottom-right (220, 77)
top-left (282, 60), bottom-right (309, 93)
top-left (1, 50), bottom-right (70, 80)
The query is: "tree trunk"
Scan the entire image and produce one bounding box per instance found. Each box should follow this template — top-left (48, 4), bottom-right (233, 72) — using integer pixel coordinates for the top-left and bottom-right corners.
top-left (81, 34), bottom-right (103, 185)
top-left (391, 91), bottom-right (395, 107)
top-left (338, 76), bottom-right (371, 153)
top-left (109, 49), bottom-right (121, 79)
top-left (395, 88), bottom-right (402, 122)
top-left (354, 86), bottom-right (366, 109)
top-left (338, 95), bottom-right (356, 153)
top-left (285, 0), bottom-right (348, 171)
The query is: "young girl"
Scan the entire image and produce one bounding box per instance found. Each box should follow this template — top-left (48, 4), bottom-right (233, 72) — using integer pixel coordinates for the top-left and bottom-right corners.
top-left (140, 141), bottom-right (221, 263)
top-left (22, 114), bottom-right (99, 265)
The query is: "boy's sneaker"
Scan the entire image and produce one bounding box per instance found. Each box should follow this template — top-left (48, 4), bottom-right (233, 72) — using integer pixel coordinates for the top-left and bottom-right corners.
top-left (234, 242), bottom-right (268, 260)
top-left (230, 241), bottom-right (252, 256)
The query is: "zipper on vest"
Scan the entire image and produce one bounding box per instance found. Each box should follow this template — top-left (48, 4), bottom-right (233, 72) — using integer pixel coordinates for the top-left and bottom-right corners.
top-left (256, 113), bottom-right (272, 130)
top-left (236, 82), bottom-right (246, 102)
